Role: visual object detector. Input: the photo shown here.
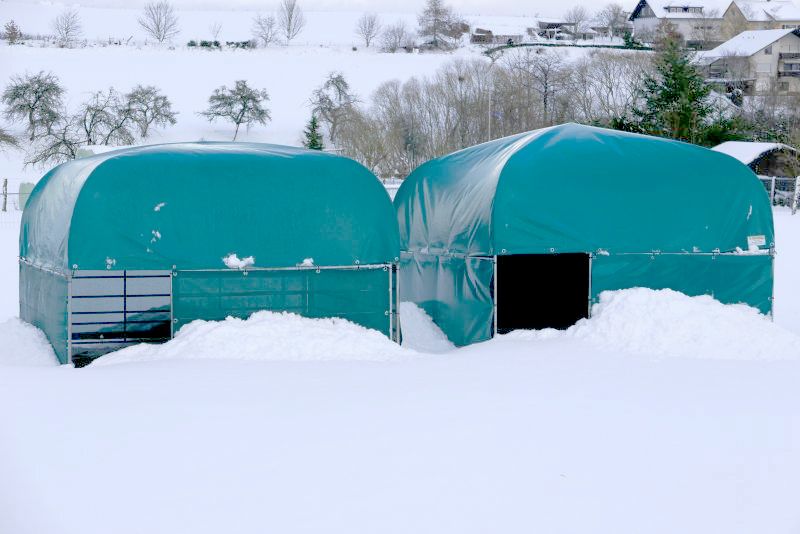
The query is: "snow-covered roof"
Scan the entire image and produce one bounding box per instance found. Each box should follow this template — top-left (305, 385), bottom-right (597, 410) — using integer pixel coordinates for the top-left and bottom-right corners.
top-left (465, 16), bottom-right (538, 37)
top-left (712, 141), bottom-right (797, 164)
top-left (734, 0), bottom-right (800, 21)
top-left (700, 28), bottom-right (798, 58)
top-left (631, 0), bottom-right (732, 19)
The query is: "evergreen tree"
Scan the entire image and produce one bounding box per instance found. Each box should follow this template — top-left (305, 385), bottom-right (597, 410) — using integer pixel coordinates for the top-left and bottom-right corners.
top-left (633, 30), bottom-right (713, 145)
top-left (3, 20), bottom-right (22, 44)
top-left (303, 115), bottom-right (324, 150)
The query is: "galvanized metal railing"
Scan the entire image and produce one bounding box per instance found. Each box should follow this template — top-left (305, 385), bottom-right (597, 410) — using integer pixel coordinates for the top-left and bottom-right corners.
top-left (759, 176), bottom-right (799, 214)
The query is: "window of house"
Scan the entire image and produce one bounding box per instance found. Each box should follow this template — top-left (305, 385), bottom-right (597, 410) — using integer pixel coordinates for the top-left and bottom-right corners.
top-left (765, 45), bottom-right (773, 55)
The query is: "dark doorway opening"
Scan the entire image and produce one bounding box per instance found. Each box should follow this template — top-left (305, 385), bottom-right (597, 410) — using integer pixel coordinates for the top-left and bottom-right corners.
top-left (495, 253), bottom-right (590, 334)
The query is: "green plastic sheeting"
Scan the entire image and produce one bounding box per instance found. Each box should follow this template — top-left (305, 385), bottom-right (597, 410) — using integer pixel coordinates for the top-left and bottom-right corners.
top-left (173, 267), bottom-right (394, 336)
top-left (20, 143), bottom-right (400, 363)
top-left (591, 254), bottom-right (773, 314)
top-left (19, 263), bottom-right (69, 363)
top-left (22, 143), bottom-right (399, 273)
top-left (396, 123), bottom-right (775, 346)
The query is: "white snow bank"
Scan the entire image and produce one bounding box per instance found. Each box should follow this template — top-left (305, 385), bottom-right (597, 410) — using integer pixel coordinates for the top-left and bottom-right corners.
top-left (92, 311), bottom-right (415, 366)
top-left (400, 302), bottom-right (455, 353)
top-left (0, 318), bottom-right (59, 367)
top-left (222, 253), bottom-right (255, 269)
top-left (504, 288), bottom-right (800, 361)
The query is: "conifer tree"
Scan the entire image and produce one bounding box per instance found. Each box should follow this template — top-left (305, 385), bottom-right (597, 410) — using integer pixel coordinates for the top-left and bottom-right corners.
top-left (303, 115), bottom-right (324, 150)
top-left (633, 26), bottom-right (712, 144)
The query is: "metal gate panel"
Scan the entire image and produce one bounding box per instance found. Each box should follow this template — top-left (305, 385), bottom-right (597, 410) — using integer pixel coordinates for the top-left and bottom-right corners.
top-left (69, 270), bottom-right (172, 361)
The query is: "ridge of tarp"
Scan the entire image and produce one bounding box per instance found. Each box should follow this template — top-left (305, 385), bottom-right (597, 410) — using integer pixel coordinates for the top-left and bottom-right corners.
top-left (21, 142), bottom-right (400, 272)
top-left (398, 123), bottom-right (774, 257)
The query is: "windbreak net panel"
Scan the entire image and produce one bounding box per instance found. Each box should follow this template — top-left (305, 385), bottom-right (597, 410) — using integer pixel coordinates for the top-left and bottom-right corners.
top-left (173, 266), bottom-right (395, 338)
top-left (69, 270), bottom-right (172, 361)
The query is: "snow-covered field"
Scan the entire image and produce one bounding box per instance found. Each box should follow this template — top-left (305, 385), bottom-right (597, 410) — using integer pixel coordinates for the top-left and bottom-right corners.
top-left (0, 206), bottom-right (799, 533)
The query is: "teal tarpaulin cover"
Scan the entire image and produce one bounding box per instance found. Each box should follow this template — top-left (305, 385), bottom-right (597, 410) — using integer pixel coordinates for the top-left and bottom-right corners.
top-left (395, 123), bottom-right (775, 346)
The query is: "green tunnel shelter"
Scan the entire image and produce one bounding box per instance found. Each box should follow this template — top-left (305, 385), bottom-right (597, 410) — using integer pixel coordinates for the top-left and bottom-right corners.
top-left (394, 123), bottom-right (775, 347)
top-left (21, 143), bottom-right (400, 364)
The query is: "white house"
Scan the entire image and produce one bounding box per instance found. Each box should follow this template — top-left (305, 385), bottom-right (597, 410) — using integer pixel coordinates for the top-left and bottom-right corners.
top-left (695, 28), bottom-right (800, 94)
top-left (628, 0), bottom-right (730, 44)
top-left (629, 0), bottom-right (800, 45)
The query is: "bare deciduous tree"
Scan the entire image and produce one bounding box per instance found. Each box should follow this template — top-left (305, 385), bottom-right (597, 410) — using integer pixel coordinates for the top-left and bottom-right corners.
top-left (563, 6), bottom-right (589, 38)
top-left (381, 21), bottom-right (413, 52)
top-left (355, 13), bottom-right (381, 48)
top-left (138, 1), bottom-right (180, 44)
top-left (200, 80), bottom-right (271, 141)
top-left (252, 13), bottom-right (278, 47)
top-left (277, 0), bottom-right (306, 45)
top-left (209, 21), bottom-right (222, 41)
top-left (2, 71), bottom-right (64, 141)
top-left (52, 9), bottom-right (82, 48)
top-left (126, 85), bottom-right (177, 138)
top-left (310, 72), bottom-right (358, 145)
top-left (25, 114), bottom-right (83, 167)
top-left (77, 88), bottom-right (136, 146)
top-left (417, 0), bottom-right (465, 49)
top-left (595, 3), bottom-right (627, 38)
top-left (0, 127), bottom-right (17, 150)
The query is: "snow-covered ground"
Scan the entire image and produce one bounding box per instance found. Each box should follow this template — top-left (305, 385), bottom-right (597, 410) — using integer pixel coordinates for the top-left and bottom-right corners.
top-left (0, 208), bottom-right (799, 533)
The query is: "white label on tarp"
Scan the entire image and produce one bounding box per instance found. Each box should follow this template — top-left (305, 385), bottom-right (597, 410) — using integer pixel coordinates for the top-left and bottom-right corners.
top-left (747, 235), bottom-right (766, 248)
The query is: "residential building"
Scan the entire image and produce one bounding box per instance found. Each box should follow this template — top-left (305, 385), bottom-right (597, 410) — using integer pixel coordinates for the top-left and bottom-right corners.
top-left (628, 0), bottom-right (729, 46)
top-left (721, 1), bottom-right (800, 39)
top-left (695, 28), bottom-right (800, 94)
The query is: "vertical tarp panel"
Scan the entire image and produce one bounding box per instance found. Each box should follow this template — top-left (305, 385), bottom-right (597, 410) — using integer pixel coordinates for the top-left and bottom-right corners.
top-left (591, 254), bottom-right (773, 314)
top-left (400, 253), bottom-right (494, 346)
top-left (19, 263), bottom-right (69, 364)
top-left (172, 268), bottom-right (393, 336)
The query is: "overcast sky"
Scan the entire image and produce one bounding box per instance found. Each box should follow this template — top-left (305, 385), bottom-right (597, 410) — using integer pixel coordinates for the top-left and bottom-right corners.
top-left (36, 0), bottom-right (629, 17)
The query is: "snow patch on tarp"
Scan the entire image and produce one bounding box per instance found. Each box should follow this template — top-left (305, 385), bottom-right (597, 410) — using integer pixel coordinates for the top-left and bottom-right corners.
top-left (0, 318), bottom-right (59, 367)
top-left (400, 302), bottom-right (455, 353)
top-left (91, 311), bottom-right (416, 366)
top-left (504, 288), bottom-right (800, 361)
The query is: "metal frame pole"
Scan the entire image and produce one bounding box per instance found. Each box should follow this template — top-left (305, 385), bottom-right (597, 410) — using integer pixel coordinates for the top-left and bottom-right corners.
top-left (66, 273), bottom-right (73, 365)
top-left (493, 255), bottom-right (498, 337)
top-left (770, 176), bottom-right (777, 206)
top-left (588, 253), bottom-right (593, 318)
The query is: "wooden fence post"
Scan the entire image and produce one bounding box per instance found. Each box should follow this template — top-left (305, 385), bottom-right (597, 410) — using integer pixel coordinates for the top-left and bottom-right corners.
top-left (1, 178), bottom-right (7, 212)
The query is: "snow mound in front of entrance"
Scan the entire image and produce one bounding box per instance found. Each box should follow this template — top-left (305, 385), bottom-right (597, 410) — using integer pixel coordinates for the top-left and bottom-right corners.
top-left (505, 288), bottom-right (800, 361)
top-left (0, 318), bottom-right (59, 367)
top-left (92, 311), bottom-right (416, 366)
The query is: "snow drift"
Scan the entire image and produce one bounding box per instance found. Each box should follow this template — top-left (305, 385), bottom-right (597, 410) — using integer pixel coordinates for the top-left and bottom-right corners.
top-left (399, 302), bottom-right (455, 353)
top-left (0, 318), bottom-right (59, 367)
top-left (505, 288), bottom-right (800, 361)
top-left (91, 311), bottom-right (416, 366)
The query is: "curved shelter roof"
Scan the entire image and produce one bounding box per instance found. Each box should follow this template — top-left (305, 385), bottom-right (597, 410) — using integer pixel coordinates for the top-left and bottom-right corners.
top-left (396, 123), bottom-right (774, 257)
top-left (21, 142), bottom-right (399, 273)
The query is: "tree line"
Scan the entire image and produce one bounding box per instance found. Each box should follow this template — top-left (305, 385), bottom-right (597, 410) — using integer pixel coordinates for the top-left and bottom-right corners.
top-left (3, 21), bottom-right (798, 176)
top-left (313, 24), bottom-right (800, 178)
top-left (2, 0), bottom-right (484, 52)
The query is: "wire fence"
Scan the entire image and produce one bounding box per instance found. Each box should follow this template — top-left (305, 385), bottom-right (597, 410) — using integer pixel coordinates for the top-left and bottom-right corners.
top-left (760, 176), bottom-right (800, 215)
